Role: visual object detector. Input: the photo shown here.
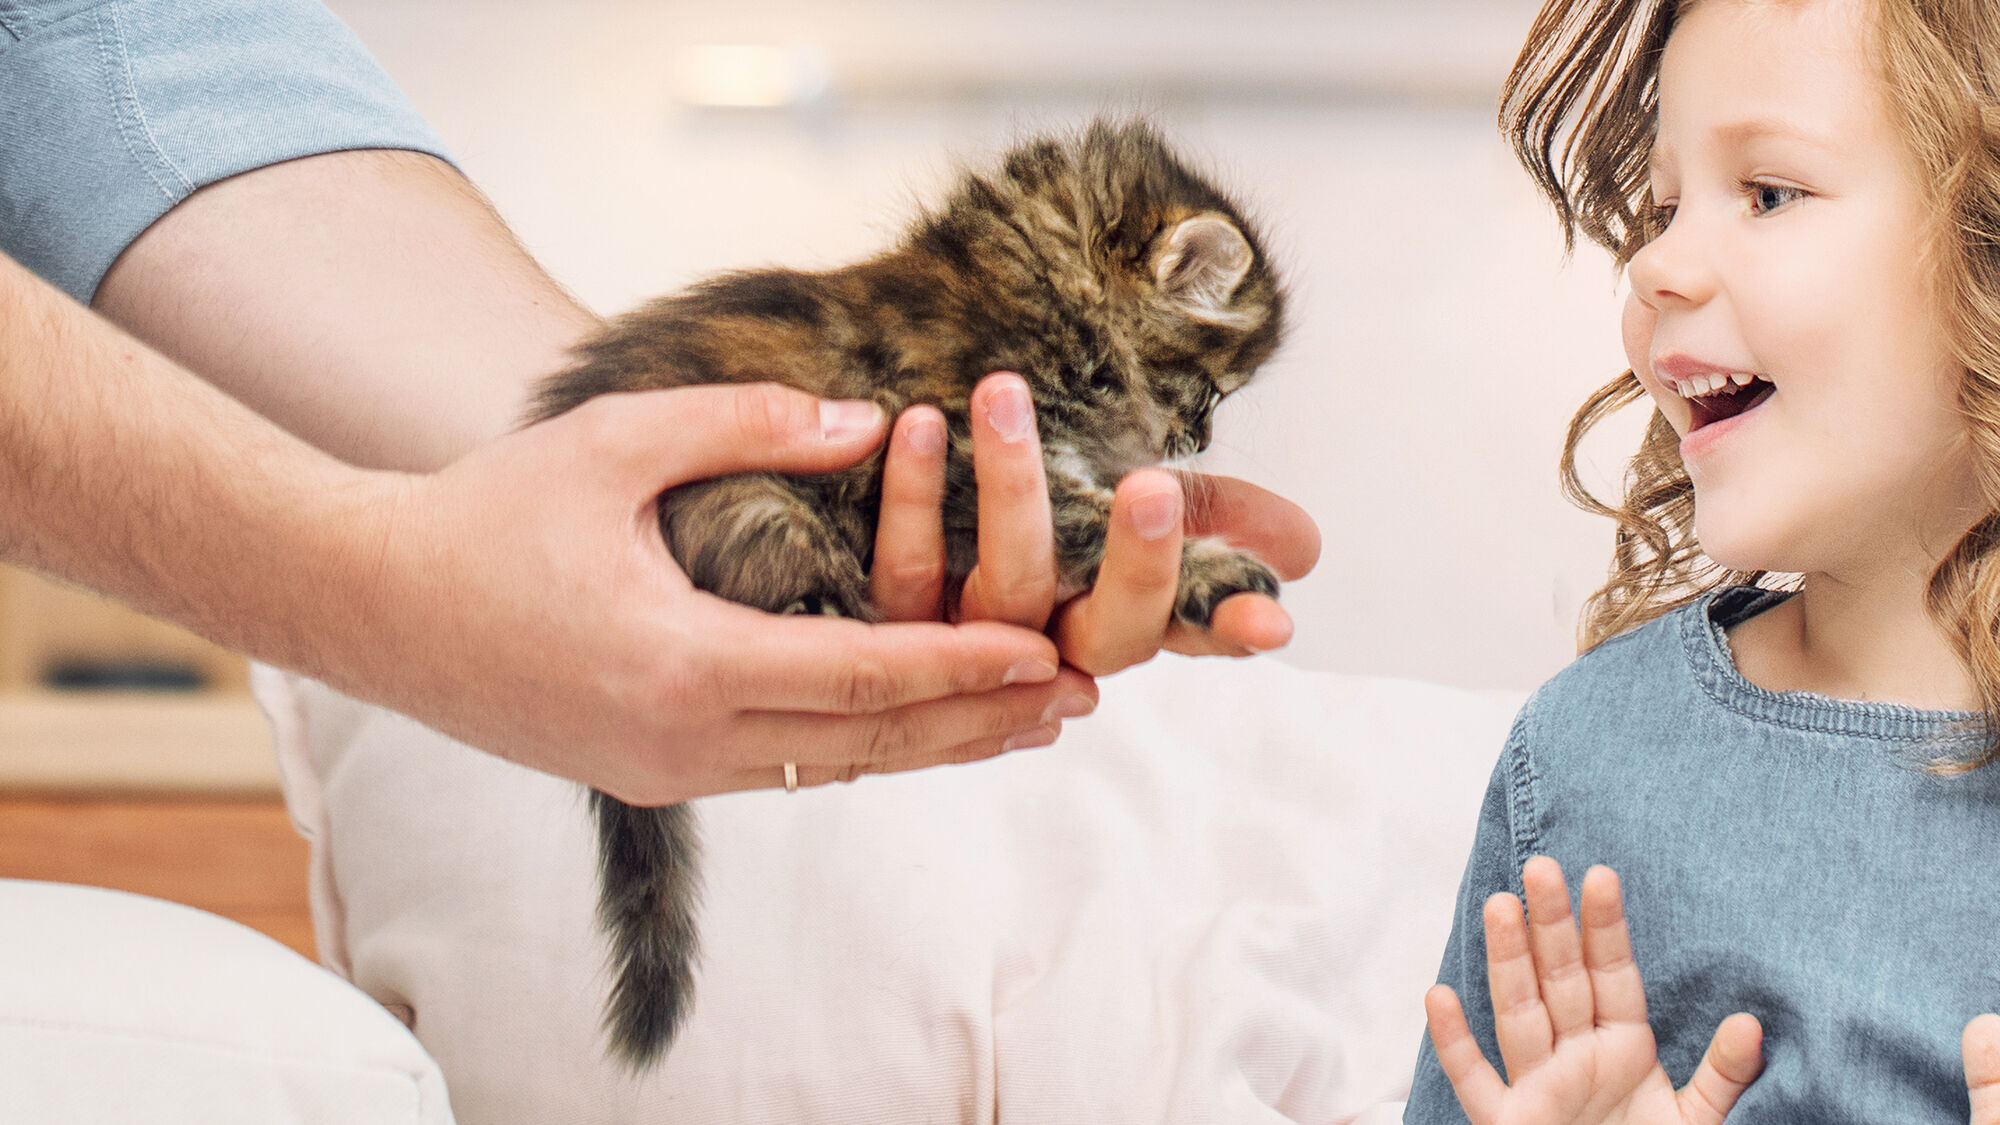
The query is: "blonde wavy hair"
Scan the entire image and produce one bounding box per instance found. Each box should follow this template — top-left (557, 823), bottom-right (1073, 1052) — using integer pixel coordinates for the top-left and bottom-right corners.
top-left (1502, 0), bottom-right (2000, 764)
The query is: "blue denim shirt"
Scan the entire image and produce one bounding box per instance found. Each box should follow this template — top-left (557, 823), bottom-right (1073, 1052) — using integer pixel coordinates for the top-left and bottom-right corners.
top-left (1406, 587), bottom-right (2000, 1122)
top-left (0, 0), bottom-right (449, 302)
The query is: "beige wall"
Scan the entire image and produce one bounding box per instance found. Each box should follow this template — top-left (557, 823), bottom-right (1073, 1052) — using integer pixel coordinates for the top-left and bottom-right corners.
top-left (328, 0), bottom-right (1647, 690)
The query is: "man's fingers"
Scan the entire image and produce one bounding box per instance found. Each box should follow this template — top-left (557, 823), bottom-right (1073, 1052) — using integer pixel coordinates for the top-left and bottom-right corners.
top-left (1425, 985), bottom-right (1506, 1125)
top-left (1965, 1014), bottom-right (2000, 1125)
top-left (552, 383), bottom-right (890, 494)
top-left (1178, 473), bottom-right (1320, 580)
top-left (1160, 593), bottom-right (1293, 656)
top-left (720, 668), bottom-right (1099, 786)
top-left (1051, 470), bottom-right (1181, 675)
top-left (1484, 891), bottom-right (1557, 1077)
top-left (1678, 1012), bottom-right (1763, 1125)
top-left (872, 406), bottom-right (950, 621)
top-left (959, 373), bottom-right (1056, 629)
top-left (1521, 856), bottom-right (1594, 1041)
top-left (1577, 865), bottom-right (1649, 1025)
top-left (702, 602), bottom-right (1060, 714)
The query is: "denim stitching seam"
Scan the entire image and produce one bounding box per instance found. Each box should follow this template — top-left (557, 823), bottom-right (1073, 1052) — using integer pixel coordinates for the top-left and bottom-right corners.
top-left (96, 1), bottom-right (190, 205)
top-left (1504, 698), bottom-right (1542, 891)
top-left (1679, 590), bottom-right (1978, 743)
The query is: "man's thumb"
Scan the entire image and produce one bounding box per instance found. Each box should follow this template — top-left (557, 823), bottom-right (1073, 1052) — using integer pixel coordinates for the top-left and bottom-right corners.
top-left (570, 383), bottom-right (888, 491)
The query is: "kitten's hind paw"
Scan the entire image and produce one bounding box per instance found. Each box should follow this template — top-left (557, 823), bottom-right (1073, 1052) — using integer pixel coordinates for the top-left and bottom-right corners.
top-left (1173, 538), bottom-right (1280, 629)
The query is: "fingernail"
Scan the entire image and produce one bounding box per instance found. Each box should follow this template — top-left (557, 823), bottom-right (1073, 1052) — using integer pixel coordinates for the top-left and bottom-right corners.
top-left (1130, 489), bottom-right (1182, 541)
top-left (820, 399), bottom-right (883, 442)
top-left (1003, 725), bottom-right (1060, 752)
top-left (985, 380), bottom-right (1035, 444)
top-left (1042, 693), bottom-right (1096, 723)
top-left (907, 413), bottom-right (947, 457)
top-left (1003, 660), bottom-right (1058, 686)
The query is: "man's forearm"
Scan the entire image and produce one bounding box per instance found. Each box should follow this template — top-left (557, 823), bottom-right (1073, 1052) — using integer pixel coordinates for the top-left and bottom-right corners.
top-left (0, 248), bottom-right (395, 675)
top-left (93, 149), bottom-right (603, 472)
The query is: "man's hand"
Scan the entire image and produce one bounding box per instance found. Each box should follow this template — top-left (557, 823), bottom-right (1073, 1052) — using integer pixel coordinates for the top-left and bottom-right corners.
top-left (870, 372), bottom-right (1318, 677)
top-left (1425, 858), bottom-right (1764, 1125)
top-left (371, 382), bottom-right (1093, 805)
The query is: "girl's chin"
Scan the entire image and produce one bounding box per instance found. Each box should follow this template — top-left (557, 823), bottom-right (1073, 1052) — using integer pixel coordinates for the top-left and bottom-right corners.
top-left (1691, 513), bottom-right (1805, 576)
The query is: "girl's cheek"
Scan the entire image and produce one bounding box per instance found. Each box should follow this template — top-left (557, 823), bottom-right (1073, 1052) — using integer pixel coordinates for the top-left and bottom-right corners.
top-left (1621, 291), bottom-right (1682, 425)
top-left (1622, 289), bottom-right (1655, 377)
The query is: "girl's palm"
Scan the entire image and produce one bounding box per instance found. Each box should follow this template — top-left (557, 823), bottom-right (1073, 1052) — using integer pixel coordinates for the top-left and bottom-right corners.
top-left (1425, 858), bottom-right (1764, 1125)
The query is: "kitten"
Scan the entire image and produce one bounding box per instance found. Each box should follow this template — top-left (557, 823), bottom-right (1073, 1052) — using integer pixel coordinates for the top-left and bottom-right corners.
top-left (531, 119), bottom-right (1286, 1068)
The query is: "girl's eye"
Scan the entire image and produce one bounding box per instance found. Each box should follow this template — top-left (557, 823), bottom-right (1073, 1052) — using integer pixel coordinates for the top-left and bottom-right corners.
top-left (1744, 180), bottom-right (1805, 216)
top-left (1645, 194), bottom-right (1677, 235)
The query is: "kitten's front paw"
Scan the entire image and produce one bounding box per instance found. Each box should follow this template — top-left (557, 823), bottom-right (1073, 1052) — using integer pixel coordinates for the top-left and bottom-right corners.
top-left (774, 584), bottom-right (876, 620)
top-left (1173, 537), bottom-right (1280, 628)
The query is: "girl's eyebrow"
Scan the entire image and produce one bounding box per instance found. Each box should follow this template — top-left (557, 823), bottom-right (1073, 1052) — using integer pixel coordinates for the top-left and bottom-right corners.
top-left (1649, 115), bottom-right (1840, 175)
top-left (1711, 115), bottom-right (1840, 153)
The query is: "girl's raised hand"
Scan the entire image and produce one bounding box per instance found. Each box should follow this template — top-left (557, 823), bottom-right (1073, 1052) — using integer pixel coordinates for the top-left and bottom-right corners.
top-left (1966, 1014), bottom-right (2000, 1123)
top-left (1425, 858), bottom-right (1764, 1125)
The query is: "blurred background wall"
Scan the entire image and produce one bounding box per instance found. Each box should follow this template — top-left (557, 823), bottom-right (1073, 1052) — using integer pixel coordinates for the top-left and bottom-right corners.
top-left (327, 0), bottom-right (1645, 690)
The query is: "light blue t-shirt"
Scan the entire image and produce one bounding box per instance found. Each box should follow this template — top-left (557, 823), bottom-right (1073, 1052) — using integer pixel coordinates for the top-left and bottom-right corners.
top-left (0, 0), bottom-right (451, 302)
top-left (1406, 586), bottom-right (2000, 1122)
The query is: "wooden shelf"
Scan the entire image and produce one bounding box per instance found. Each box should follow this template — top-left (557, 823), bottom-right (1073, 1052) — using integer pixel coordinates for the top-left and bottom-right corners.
top-left (0, 567), bottom-right (308, 958)
top-left (0, 691), bottom-right (278, 794)
top-left (0, 794), bottom-right (314, 959)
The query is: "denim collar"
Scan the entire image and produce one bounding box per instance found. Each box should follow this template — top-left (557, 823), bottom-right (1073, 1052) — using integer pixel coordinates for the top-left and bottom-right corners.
top-left (1681, 585), bottom-right (1986, 746)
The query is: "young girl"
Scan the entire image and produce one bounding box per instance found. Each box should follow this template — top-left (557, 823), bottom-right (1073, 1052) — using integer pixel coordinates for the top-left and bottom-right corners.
top-left (1402, 0), bottom-right (2000, 1119)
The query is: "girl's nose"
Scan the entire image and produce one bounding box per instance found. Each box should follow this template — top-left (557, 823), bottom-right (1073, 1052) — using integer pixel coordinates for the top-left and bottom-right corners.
top-left (1626, 212), bottom-right (1716, 310)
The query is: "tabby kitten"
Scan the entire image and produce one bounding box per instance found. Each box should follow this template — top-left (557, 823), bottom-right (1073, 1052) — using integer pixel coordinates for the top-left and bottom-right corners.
top-left (532, 119), bottom-right (1286, 1068)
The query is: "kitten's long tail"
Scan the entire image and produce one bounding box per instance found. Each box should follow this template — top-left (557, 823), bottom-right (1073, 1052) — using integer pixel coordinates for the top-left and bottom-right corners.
top-left (591, 790), bottom-right (701, 1068)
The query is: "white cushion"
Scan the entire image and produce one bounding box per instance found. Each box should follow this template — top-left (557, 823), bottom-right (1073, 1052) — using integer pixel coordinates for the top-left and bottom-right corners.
top-left (0, 879), bottom-right (454, 1124)
top-left (256, 656), bottom-right (1520, 1122)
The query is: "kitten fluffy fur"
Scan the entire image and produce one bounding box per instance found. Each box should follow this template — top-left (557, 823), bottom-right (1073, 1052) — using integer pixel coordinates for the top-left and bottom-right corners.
top-left (532, 119), bottom-right (1286, 1067)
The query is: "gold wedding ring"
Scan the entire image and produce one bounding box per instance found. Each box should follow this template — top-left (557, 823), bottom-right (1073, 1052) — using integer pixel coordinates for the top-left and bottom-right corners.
top-left (783, 761), bottom-right (799, 793)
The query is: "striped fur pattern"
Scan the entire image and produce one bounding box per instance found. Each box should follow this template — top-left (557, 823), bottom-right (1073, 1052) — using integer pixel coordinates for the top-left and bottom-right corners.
top-left (531, 119), bottom-right (1287, 1068)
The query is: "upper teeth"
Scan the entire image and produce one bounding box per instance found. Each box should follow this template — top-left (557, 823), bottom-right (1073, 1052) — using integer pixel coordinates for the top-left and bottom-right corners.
top-left (1673, 372), bottom-right (1759, 398)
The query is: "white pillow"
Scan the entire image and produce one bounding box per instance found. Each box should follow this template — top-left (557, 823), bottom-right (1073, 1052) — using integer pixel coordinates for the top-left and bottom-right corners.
top-left (255, 656), bottom-right (1520, 1123)
top-left (0, 879), bottom-right (453, 1125)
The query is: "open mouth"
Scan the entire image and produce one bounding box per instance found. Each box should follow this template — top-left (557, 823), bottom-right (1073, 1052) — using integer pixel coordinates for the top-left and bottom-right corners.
top-left (1679, 372), bottom-right (1776, 431)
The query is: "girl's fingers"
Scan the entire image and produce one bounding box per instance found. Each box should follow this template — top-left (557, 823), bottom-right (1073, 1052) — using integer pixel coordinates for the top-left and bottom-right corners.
top-left (871, 406), bottom-right (950, 621)
top-left (1577, 864), bottom-right (1650, 1025)
top-left (1965, 1014), bottom-right (2000, 1125)
top-left (1424, 985), bottom-right (1505, 1125)
top-left (1520, 855), bottom-right (1595, 1040)
top-left (1483, 891), bottom-right (1557, 1077)
top-left (1677, 1012), bottom-right (1764, 1125)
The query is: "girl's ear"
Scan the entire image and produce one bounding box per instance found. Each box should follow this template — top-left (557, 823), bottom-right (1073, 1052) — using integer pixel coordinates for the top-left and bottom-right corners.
top-left (1154, 213), bottom-right (1253, 322)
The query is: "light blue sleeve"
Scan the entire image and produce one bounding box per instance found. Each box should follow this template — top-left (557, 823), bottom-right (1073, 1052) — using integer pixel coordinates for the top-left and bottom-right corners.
top-left (0, 0), bottom-right (453, 302)
top-left (1404, 705), bottom-right (1537, 1124)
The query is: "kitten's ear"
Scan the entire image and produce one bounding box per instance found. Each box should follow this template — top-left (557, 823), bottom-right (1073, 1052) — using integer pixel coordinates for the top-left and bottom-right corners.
top-left (1153, 213), bottom-right (1253, 323)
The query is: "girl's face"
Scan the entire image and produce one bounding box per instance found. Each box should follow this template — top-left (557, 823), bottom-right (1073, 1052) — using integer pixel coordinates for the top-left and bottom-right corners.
top-left (1622, 0), bottom-right (1980, 579)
